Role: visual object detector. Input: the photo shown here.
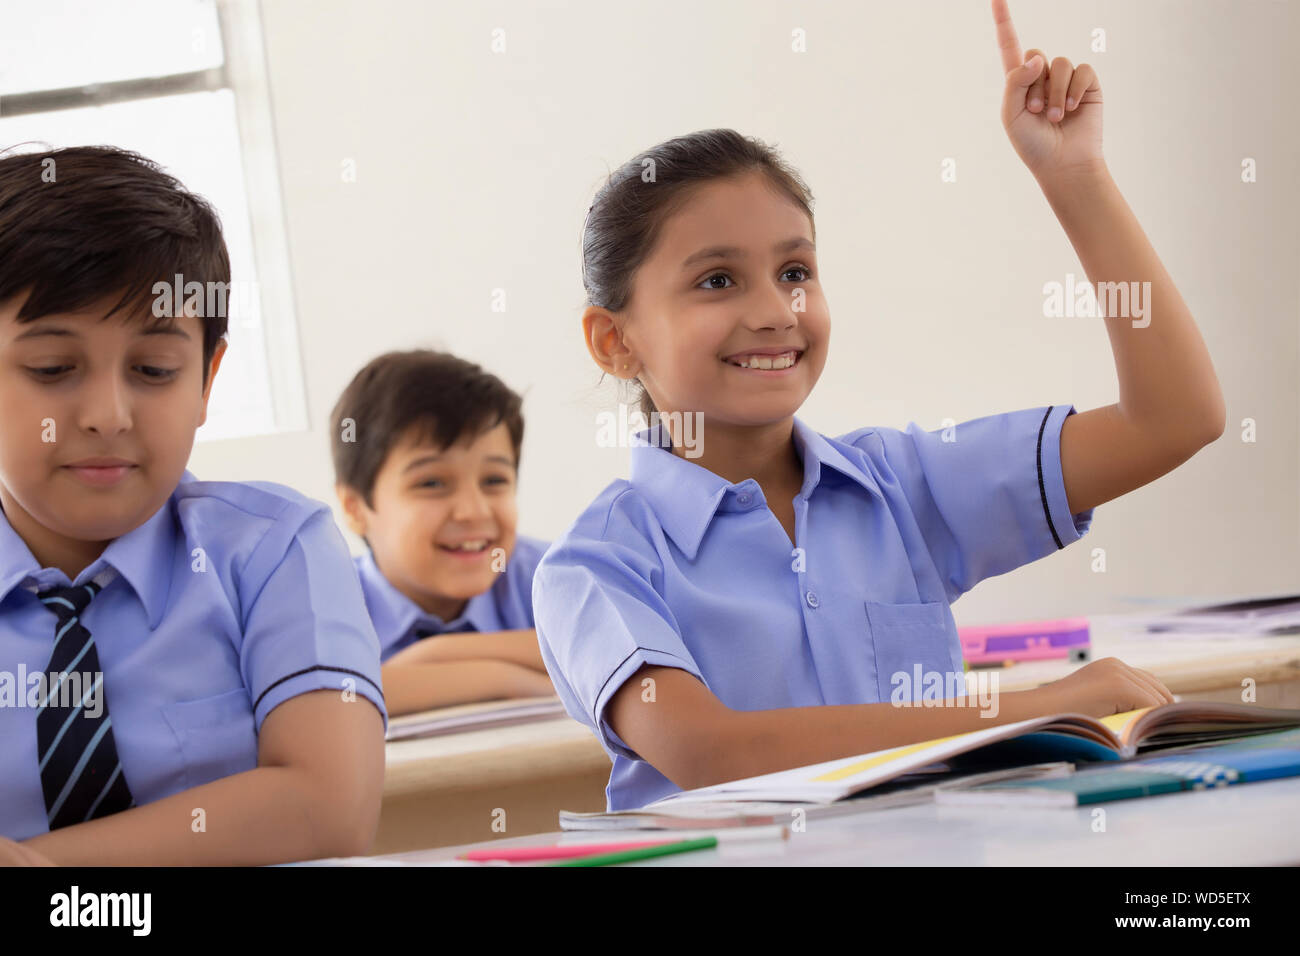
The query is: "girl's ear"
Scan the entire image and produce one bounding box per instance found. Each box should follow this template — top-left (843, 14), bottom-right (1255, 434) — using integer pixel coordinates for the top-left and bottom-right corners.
top-left (582, 306), bottom-right (640, 378)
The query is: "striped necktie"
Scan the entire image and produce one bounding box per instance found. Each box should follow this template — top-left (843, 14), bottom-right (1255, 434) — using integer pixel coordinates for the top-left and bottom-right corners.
top-left (34, 572), bottom-right (135, 829)
top-left (415, 622), bottom-right (477, 639)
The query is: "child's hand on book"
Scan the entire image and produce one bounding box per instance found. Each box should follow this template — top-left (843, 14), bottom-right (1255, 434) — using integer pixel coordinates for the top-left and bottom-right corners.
top-left (992, 0), bottom-right (1105, 187)
top-left (1038, 657), bottom-right (1175, 718)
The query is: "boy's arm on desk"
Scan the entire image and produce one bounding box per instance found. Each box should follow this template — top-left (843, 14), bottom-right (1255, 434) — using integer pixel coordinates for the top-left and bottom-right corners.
top-left (387, 629), bottom-right (548, 672)
top-left (382, 658), bottom-right (555, 716)
top-left (21, 690), bottom-right (384, 865)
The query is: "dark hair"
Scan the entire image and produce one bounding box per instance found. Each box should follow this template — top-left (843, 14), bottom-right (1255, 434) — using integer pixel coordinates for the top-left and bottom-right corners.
top-left (0, 145), bottom-right (230, 388)
top-left (581, 129), bottom-right (816, 420)
top-left (330, 349), bottom-right (525, 508)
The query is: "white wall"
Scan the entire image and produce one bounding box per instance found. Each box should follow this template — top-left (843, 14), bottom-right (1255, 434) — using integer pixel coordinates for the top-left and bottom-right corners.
top-left (186, 0), bottom-right (1300, 626)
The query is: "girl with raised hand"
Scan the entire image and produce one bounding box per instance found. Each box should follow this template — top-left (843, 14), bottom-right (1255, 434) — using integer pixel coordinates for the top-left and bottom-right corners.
top-left (533, 0), bottom-right (1222, 810)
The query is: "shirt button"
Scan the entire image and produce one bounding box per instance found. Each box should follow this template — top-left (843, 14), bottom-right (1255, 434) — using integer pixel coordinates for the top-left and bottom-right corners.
top-left (737, 493), bottom-right (751, 506)
top-left (805, 590), bottom-right (819, 608)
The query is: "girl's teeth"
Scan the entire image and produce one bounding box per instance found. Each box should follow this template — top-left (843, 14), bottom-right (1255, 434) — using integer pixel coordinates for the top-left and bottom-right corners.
top-left (732, 352), bottom-right (797, 370)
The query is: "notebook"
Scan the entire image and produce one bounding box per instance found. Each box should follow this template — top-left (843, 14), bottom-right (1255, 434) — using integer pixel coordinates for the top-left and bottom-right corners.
top-left (559, 762), bottom-right (1075, 831)
top-left (631, 701), bottom-right (1300, 808)
top-left (934, 726), bottom-right (1300, 807)
top-left (384, 695), bottom-right (568, 741)
top-left (1136, 593), bottom-right (1300, 636)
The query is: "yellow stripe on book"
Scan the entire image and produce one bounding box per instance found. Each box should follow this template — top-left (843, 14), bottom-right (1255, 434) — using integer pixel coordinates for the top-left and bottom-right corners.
top-left (812, 733), bottom-right (972, 782)
top-left (814, 708), bottom-right (1157, 784)
top-left (1099, 707), bottom-right (1152, 735)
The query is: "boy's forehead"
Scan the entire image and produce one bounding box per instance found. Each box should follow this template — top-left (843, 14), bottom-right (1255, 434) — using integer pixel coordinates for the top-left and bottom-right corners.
top-left (2, 300), bottom-right (202, 341)
top-left (395, 420), bottom-right (516, 462)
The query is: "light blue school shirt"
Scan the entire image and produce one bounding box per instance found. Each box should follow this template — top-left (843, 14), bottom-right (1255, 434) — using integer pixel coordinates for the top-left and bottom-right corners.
top-left (533, 405), bottom-right (1096, 810)
top-left (0, 471), bottom-right (387, 841)
top-left (355, 535), bottom-right (549, 662)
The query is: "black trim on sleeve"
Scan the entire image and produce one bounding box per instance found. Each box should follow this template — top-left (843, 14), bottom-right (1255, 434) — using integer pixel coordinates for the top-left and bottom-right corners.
top-left (592, 649), bottom-right (641, 730)
top-left (1036, 406), bottom-right (1066, 551)
top-left (252, 665), bottom-right (386, 715)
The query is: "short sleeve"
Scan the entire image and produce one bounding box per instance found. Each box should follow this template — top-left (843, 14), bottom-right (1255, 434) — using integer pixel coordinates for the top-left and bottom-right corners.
top-left (505, 535), bottom-right (549, 629)
top-left (853, 404), bottom-right (1094, 604)
top-left (238, 507), bottom-right (388, 731)
top-left (532, 505), bottom-right (703, 760)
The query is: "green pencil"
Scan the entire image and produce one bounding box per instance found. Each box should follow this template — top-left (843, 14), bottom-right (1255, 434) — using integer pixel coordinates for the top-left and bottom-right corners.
top-left (548, 836), bottom-right (718, 867)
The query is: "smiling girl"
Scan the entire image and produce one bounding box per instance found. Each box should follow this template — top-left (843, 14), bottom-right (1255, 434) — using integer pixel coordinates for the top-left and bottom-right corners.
top-left (532, 1), bottom-right (1224, 811)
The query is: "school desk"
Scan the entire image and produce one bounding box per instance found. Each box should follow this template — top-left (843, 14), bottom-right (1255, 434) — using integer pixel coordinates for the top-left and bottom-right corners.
top-left (365, 775), bottom-right (1300, 866)
top-left (994, 613), bottom-right (1300, 708)
top-left (375, 715), bottom-right (609, 854)
top-left (373, 616), bottom-right (1300, 854)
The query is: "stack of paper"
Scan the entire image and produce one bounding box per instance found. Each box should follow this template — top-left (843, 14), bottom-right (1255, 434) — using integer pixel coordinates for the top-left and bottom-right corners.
top-left (559, 763), bottom-right (1074, 831)
top-left (384, 695), bottom-right (568, 742)
top-left (1134, 593), bottom-right (1300, 636)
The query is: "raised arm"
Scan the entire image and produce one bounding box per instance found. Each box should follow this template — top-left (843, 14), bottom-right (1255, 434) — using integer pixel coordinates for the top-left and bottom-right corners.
top-left (991, 0), bottom-right (1225, 516)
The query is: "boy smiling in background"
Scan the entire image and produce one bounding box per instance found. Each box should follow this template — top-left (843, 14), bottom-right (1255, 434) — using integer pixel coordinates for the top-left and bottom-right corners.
top-left (331, 351), bottom-right (552, 716)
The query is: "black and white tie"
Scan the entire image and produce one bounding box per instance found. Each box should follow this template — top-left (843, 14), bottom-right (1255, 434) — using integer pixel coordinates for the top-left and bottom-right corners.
top-left (34, 571), bottom-right (135, 829)
top-left (416, 622), bottom-right (477, 639)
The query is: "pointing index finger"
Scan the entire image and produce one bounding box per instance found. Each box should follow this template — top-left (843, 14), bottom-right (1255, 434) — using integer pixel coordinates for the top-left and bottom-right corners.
top-left (992, 0), bottom-right (1024, 75)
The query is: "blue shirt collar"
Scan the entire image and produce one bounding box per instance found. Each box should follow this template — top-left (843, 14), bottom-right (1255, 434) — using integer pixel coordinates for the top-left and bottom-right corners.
top-left (356, 548), bottom-right (498, 648)
top-left (627, 416), bottom-right (883, 560)
top-left (0, 472), bottom-right (180, 629)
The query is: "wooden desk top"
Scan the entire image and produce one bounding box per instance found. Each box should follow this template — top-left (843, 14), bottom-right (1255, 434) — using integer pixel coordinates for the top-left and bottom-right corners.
top-left (995, 614), bottom-right (1300, 694)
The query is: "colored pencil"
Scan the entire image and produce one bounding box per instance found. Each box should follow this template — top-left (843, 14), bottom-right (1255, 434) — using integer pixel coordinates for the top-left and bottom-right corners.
top-left (547, 837), bottom-right (718, 867)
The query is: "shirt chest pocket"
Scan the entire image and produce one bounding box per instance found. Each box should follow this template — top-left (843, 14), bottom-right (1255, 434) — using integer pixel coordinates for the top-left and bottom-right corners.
top-left (161, 688), bottom-right (258, 792)
top-left (865, 600), bottom-right (961, 703)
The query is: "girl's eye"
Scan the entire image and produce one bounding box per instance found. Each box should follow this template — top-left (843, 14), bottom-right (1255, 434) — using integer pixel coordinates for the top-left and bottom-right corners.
top-left (484, 476), bottom-right (511, 487)
top-left (698, 266), bottom-right (813, 290)
top-left (417, 479), bottom-right (444, 489)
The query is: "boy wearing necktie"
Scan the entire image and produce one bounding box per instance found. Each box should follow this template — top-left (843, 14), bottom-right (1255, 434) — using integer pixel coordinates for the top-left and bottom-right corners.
top-left (0, 146), bottom-right (387, 865)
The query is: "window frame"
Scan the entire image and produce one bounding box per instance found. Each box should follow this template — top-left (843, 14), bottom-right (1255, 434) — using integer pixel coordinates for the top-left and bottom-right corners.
top-left (0, 0), bottom-right (309, 438)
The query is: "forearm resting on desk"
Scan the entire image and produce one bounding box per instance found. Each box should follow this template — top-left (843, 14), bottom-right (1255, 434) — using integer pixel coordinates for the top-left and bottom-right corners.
top-left (386, 629), bottom-right (548, 672)
top-left (607, 666), bottom-right (1060, 793)
top-left (382, 658), bottom-right (555, 715)
top-left (21, 690), bottom-right (384, 865)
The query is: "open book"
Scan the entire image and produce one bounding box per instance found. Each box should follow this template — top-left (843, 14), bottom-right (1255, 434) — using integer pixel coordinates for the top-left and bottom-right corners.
top-left (934, 726), bottom-right (1300, 808)
top-left (636, 702), bottom-right (1300, 808)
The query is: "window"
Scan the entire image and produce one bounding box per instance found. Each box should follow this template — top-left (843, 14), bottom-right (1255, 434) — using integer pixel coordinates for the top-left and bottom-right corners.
top-left (0, 0), bottom-right (307, 440)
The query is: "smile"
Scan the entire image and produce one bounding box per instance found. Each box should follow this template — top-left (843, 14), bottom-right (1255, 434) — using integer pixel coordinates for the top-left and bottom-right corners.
top-left (438, 539), bottom-right (493, 557)
top-left (722, 350), bottom-right (802, 371)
